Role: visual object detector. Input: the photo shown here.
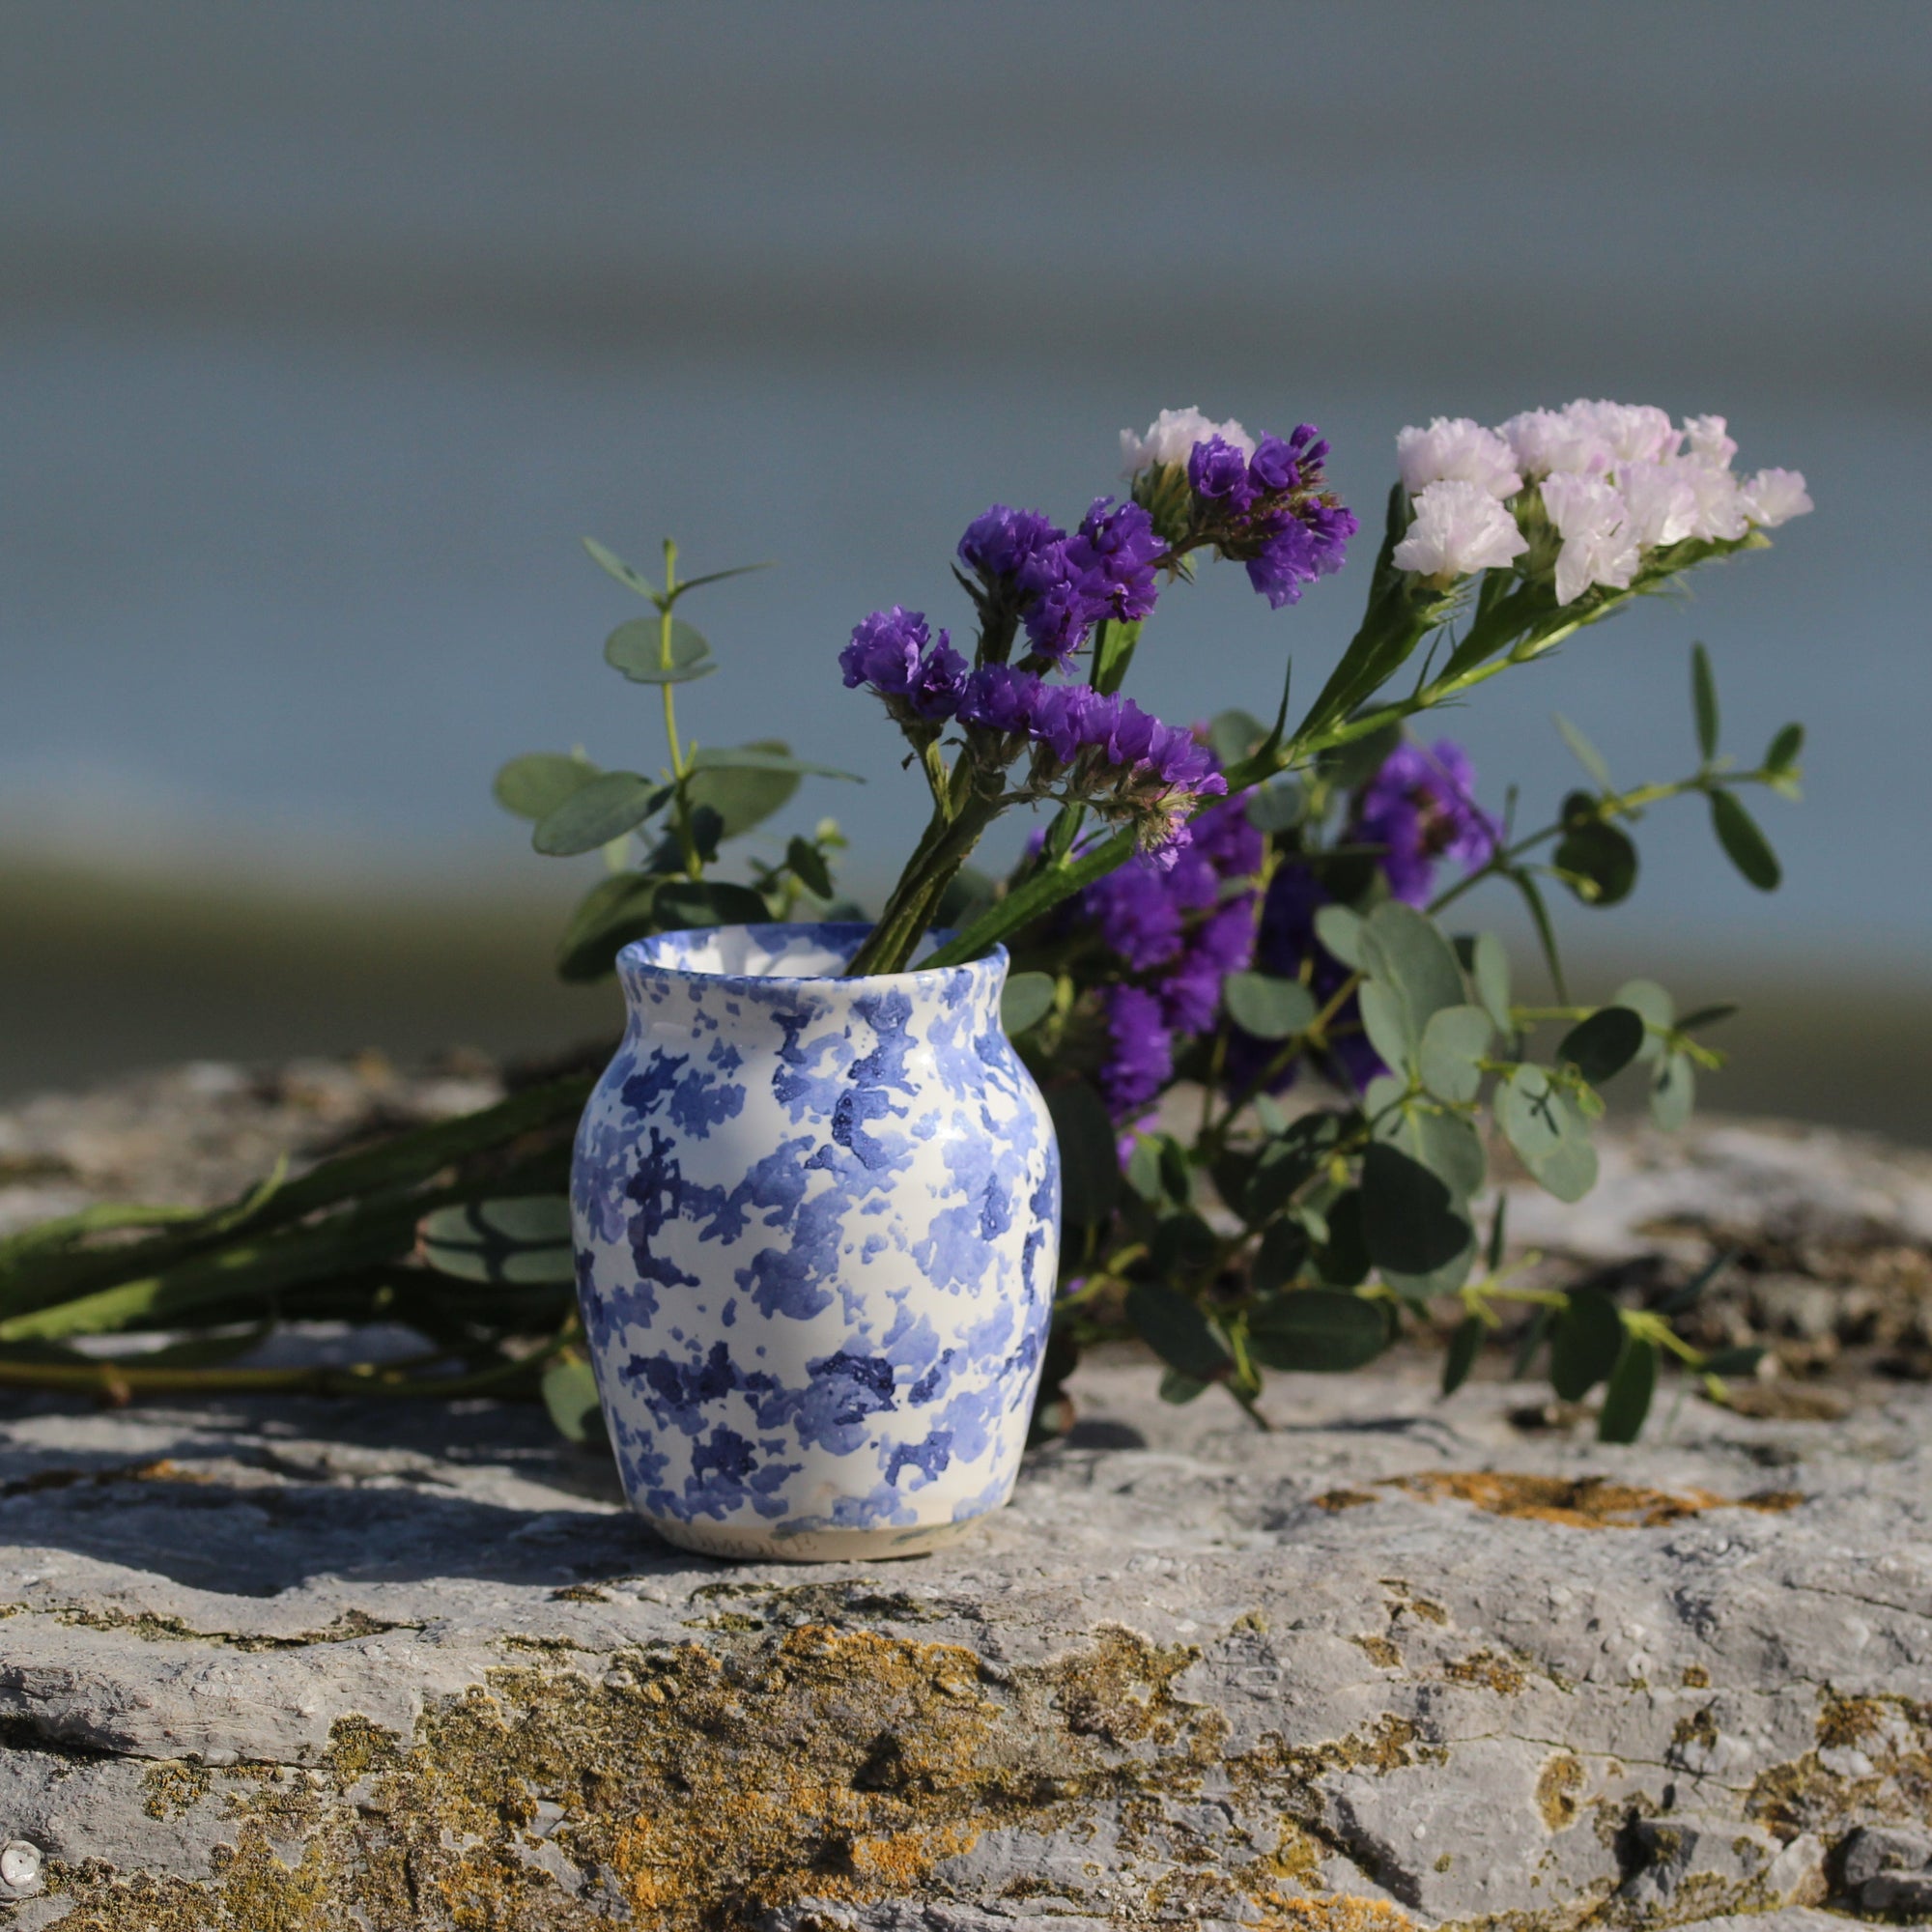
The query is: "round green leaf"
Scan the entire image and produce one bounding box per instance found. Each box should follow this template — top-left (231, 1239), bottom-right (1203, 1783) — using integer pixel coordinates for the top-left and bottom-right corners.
top-left (541, 1357), bottom-right (606, 1445)
top-left (604, 616), bottom-right (715, 685)
top-left (1124, 1281), bottom-right (1229, 1381)
top-left (1046, 1081), bottom-right (1119, 1229)
top-left (652, 879), bottom-right (772, 933)
top-left (1361, 1142), bottom-right (1472, 1277)
top-left (1613, 979), bottom-right (1675, 1063)
top-left (1224, 972), bottom-right (1319, 1041)
top-left (1361, 902), bottom-right (1465, 1028)
top-left (1553, 810), bottom-right (1638, 907)
top-left (1246, 780), bottom-right (1304, 833)
top-left (1245, 1289), bottom-right (1387, 1373)
top-left (1558, 1006), bottom-right (1646, 1086)
top-left (532, 772), bottom-right (669, 856)
top-left (684, 739), bottom-right (800, 841)
top-left (1311, 1188), bottom-right (1371, 1288)
top-left (1208, 709), bottom-right (1268, 766)
top-left (1495, 1065), bottom-right (1599, 1203)
top-left (1000, 971), bottom-right (1056, 1037)
top-left (1597, 1335), bottom-right (1658, 1443)
top-left (1709, 789), bottom-right (1781, 891)
top-left (1358, 980), bottom-right (1417, 1068)
top-left (1419, 1005), bottom-right (1493, 1104)
top-left (1549, 1289), bottom-right (1625, 1402)
top-left (1379, 1231), bottom-right (1477, 1301)
top-left (1442, 1315), bottom-right (1485, 1396)
top-left (1471, 931), bottom-right (1513, 1035)
top-left (1379, 1104), bottom-right (1486, 1203)
top-left (418, 1196), bottom-right (576, 1286)
top-left (1650, 1049), bottom-right (1696, 1130)
top-left (1251, 1218), bottom-right (1310, 1293)
top-left (1313, 903), bottom-right (1364, 969)
top-left (494, 752), bottom-right (601, 822)
top-left (555, 872), bottom-right (665, 982)
top-left (690, 745), bottom-right (862, 781)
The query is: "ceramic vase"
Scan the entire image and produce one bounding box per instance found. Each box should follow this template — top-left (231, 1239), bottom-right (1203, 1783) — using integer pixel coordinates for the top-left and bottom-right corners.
top-left (570, 923), bottom-right (1060, 1561)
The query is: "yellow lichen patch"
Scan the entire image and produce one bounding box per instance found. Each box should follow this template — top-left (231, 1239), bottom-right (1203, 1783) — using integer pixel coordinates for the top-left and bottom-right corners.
top-left (1747, 1690), bottom-right (1932, 1839)
top-left (1681, 1663), bottom-right (1711, 1689)
top-left (1535, 1752), bottom-right (1586, 1830)
top-left (1260, 1892), bottom-right (1419, 1932)
top-left (1359, 1471), bottom-right (1804, 1529)
top-left (1446, 1648), bottom-right (1527, 1695)
top-left (1351, 1634), bottom-right (1404, 1669)
top-left (1312, 1488), bottom-right (1378, 1512)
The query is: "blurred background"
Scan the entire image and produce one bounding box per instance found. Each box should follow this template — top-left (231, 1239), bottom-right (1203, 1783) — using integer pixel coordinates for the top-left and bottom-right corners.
top-left (4, 1), bottom-right (1928, 1135)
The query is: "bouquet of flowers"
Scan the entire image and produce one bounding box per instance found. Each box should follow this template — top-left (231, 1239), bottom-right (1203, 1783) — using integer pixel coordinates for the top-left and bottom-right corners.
top-left (0, 401), bottom-right (1810, 1446)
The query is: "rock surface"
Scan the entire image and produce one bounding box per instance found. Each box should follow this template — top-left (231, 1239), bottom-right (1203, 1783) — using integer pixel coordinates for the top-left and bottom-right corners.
top-left (1, 1062), bottom-right (1930, 1928)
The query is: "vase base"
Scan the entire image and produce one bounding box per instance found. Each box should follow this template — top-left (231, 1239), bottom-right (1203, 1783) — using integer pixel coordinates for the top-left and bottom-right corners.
top-left (639, 1510), bottom-right (992, 1565)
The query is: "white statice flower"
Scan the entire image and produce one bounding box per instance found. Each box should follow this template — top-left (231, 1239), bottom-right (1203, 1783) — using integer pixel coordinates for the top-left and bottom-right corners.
top-left (1739, 467), bottom-right (1813, 528)
top-left (1499, 407), bottom-right (1613, 480)
top-left (1616, 460), bottom-right (1701, 548)
top-left (1390, 479), bottom-right (1529, 582)
top-left (1396, 416), bottom-right (1522, 499)
top-left (1683, 413), bottom-right (1739, 468)
top-left (1680, 460), bottom-right (1748, 542)
top-left (1566, 399), bottom-right (1681, 466)
top-left (1121, 406), bottom-right (1255, 474)
top-left (1540, 471), bottom-right (1641, 605)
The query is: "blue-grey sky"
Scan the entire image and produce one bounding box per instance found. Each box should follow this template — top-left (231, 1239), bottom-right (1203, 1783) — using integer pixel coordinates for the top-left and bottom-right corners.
top-left (4, 1), bottom-right (1926, 964)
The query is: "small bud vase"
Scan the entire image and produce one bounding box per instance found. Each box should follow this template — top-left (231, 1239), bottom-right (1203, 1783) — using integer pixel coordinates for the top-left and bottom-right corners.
top-left (570, 923), bottom-right (1060, 1561)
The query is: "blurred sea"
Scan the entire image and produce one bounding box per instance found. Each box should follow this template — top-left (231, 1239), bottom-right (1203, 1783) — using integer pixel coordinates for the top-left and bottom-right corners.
top-left (3, 2), bottom-right (1928, 1125)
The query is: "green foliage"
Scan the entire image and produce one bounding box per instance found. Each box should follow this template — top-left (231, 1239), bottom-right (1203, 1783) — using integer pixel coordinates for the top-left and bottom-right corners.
top-left (1222, 971), bottom-right (1318, 1040)
top-left (1000, 971), bottom-right (1056, 1037)
top-left (532, 772), bottom-right (668, 855)
top-left (1710, 788), bottom-right (1782, 890)
top-left (418, 1196), bottom-right (575, 1286)
top-left (605, 616), bottom-right (715, 685)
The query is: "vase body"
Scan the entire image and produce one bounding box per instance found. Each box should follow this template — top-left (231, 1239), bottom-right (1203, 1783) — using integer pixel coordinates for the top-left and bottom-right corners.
top-left (570, 923), bottom-right (1060, 1561)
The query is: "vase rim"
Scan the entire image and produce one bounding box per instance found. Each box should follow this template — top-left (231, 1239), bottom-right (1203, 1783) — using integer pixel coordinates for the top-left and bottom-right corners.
top-left (615, 921), bottom-right (1007, 996)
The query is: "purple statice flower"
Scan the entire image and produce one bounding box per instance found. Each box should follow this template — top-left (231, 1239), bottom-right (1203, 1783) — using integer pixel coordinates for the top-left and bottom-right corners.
top-left (957, 662), bottom-right (1041, 735)
top-left (840, 607), bottom-right (967, 722)
top-left (1244, 500), bottom-right (1360, 609)
top-left (1083, 862), bottom-right (1185, 973)
top-left (1064, 497), bottom-right (1167, 625)
top-left (1098, 984), bottom-right (1173, 1116)
top-left (1159, 897), bottom-right (1256, 1033)
top-left (1350, 739), bottom-right (1500, 903)
top-left (1018, 568), bottom-right (1094, 661)
top-left (958, 504), bottom-right (1064, 582)
top-left (1188, 435), bottom-right (1257, 515)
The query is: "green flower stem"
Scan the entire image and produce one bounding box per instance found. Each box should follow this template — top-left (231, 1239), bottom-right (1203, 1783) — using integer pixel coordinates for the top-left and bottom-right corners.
top-left (657, 539), bottom-right (705, 879)
top-left (844, 790), bottom-right (1005, 978)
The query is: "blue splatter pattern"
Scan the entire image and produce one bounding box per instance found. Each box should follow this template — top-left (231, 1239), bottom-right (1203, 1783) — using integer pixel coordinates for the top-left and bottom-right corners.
top-left (571, 923), bottom-right (1059, 1553)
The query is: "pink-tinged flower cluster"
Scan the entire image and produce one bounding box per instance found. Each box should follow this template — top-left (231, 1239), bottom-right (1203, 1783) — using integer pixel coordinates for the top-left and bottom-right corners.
top-left (958, 497), bottom-right (1167, 664)
top-left (1392, 401), bottom-right (1812, 603)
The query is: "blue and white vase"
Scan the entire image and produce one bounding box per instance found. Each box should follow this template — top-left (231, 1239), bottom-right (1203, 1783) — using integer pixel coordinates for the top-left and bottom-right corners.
top-left (570, 923), bottom-right (1060, 1561)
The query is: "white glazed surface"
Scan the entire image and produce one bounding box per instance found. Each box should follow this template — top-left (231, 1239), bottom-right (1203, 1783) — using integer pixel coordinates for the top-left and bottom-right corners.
top-left (571, 923), bottom-right (1059, 1559)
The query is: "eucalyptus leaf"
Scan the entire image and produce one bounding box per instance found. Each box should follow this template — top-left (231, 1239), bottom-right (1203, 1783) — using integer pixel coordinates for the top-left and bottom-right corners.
top-left (1495, 1065), bottom-right (1599, 1203)
top-left (1701, 1344), bottom-right (1767, 1378)
top-left (1224, 972), bottom-right (1318, 1041)
top-left (1251, 1219), bottom-right (1310, 1293)
top-left (1379, 1105), bottom-right (1486, 1203)
top-left (1124, 1282), bottom-right (1229, 1381)
top-left (690, 746), bottom-right (863, 781)
top-left (1047, 1081), bottom-right (1119, 1228)
top-left (532, 773), bottom-right (670, 856)
top-left (1311, 1188), bottom-right (1371, 1288)
top-left (685, 739), bottom-right (802, 841)
top-left (1418, 1005), bottom-right (1492, 1104)
top-left (1378, 1232), bottom-right (1477, 1301)
top-left (1471, 931), bottom-right (1513, 1035)
top-left (1554, 712), bottom-right (1612, 790)
top-left (1613, 979), bottom-right (1675, 1063)
top-left (1245, 1289), bottom-right (1386, 1372)
top-left (1765, 723), bottom-right (1804, 772)
top-left (494, 752), bottom-right (601, 822)
top-left (785, 836), bottom-right (835, 900)
top-left (1246, 780), bottom-right (1305, 833)
top-left (1549, 1288), bottom-right (1625, 1401)
top-left (1151, 1210), bottom-right (1217, 1280)
top-left (652, 879), bottom-right (773, 933)
top-left (1709, 789), bottom-right (1781, 891)
top-left (1553, 796), bottom-right (1638, 906)
top-left (542, 1357), bottom-right (607, 1445)
top-left (1558, 1006), bottom-right (1646, 1086)
top-left (418, 1196), bottom-right (576, 1286)
top-left (1676, 1004), bottom-right (1738, 1034)
top-left (1442, 1315), bottom-right (1485, 1396)
top-left (555, 872), bottom-right (665, 982)
top-left (1000, 971), bottom-right (1056, 1037)
top-left (1124, 1135), bottom-right (1166, 1206)
top-left (1158, 1368), bottom-right (1210, 1406)
top-left (1361, 901), bottom-right (1464, 1031)
top-left (1241, 1115), bottom-right (1342, 1225)
top-left (1597, 1335), bottom-right (1658, 1442)
top-left (604, 616), bottom-right (715, 685)
top-left (1313, 903), bottom-right (1364, 970)
top-left (582, 535), bottom-right (659, 601)
top-left (1361, 1142), bottom-right (1472, 1276)
top-left (1208, 709), bottom-right (1268, 767)
top-left (1358, 980), bottom-right (1416, 1068)
top-left (1650, 1049), bottom-right (1696, 1130)
top-left (1691, 642), bottom-right (1719, 761)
